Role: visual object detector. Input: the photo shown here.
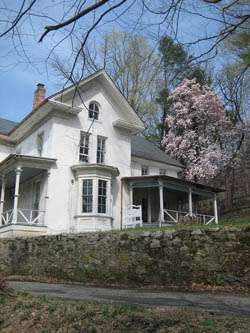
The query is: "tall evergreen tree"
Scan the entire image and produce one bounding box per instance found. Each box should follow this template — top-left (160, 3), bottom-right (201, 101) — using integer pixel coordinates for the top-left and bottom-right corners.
top-left (157, 36), bottom-right (211, 146)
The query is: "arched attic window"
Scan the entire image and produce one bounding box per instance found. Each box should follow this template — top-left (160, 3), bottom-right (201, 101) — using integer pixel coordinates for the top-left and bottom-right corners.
top-left (88, 101), bottom-right (99, 120)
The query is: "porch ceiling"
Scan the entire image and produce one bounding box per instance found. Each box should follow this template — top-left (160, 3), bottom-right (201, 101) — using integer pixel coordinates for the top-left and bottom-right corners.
top-left (0, 154), bottom-right (57, 176)
top-left (122, 175), bottom-right (224, 196)
top-left (0, 167), bottom-right (47, 189)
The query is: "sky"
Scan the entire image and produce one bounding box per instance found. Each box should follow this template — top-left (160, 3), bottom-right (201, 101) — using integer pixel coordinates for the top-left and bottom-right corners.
top-left (0, 0), bottom-right (221, 123)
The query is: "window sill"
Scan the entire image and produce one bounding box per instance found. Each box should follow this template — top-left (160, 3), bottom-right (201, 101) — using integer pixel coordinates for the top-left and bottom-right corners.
top-left (88, 118), bottom-right (102, 124)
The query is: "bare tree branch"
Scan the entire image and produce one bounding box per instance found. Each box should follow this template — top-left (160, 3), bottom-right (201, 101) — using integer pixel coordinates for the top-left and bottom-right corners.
top-left (38, 0), bottom-right (111, 42)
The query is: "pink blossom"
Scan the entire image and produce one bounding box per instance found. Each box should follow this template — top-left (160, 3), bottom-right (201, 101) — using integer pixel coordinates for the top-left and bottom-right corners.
top-left (162, 79), bottom-right (243, 181)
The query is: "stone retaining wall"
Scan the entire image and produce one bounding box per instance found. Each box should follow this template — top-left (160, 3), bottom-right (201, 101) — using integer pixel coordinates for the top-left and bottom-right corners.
top-left (0, 228), bottom-right (250, 288)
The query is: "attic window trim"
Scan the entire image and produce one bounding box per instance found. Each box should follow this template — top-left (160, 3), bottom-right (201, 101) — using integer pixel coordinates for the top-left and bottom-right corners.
top-left (88, 101), bottom-right (100, 120)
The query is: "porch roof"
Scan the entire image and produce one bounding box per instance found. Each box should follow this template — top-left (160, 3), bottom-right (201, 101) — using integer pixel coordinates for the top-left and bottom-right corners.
top-left (0, 154), bottom-right (57, 175)
top-left (122, 175), bottom-right (224, 194)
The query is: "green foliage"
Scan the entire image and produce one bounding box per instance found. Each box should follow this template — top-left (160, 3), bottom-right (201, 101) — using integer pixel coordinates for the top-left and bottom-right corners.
top-left (159, 36), bottom-right (187, 69)
top-left (228, 31), bottom-right (250, 66)
top-left (155, 35), bottom-right (211, 144)
top-left (186, 66), bottom-right (212, 86)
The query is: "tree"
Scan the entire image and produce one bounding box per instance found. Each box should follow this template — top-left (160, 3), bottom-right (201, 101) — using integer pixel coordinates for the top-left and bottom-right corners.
top-left (229, 31), bottom-right (250, 66)
top-left (0, 0), bottom-right (248, 86)
top-left (157, 36), bottom-right (211, 145)
top-left (52, 31), bottom-right (161, 127)
top-left (217, 63), bottom-right (249, 122)
top-left (162, 79), bottom-right (242, 181)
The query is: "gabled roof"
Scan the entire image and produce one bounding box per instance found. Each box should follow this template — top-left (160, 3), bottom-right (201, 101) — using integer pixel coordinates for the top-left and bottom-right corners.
top-left (52, 69), bottom-right (145, 131)
top-left (131, 136), bottom-right (184, 168)
top-left (0, 70), bottom-right (144, 142)
top-left (0, 117), bottom-right (18, 135)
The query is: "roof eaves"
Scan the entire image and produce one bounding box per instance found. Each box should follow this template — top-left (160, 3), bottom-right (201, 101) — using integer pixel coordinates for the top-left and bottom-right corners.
top-left (131, 153), bottom-right (184, 168)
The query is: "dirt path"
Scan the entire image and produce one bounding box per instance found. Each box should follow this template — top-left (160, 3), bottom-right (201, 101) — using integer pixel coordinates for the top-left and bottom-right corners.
top-left (9, 281), bottom-right (250, 317)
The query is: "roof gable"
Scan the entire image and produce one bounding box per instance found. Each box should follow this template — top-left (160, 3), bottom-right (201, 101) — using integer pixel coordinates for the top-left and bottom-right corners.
top-left (52, 70), bottom-right (145, 130)
top-left (0, 70), bottom-right (144, 141)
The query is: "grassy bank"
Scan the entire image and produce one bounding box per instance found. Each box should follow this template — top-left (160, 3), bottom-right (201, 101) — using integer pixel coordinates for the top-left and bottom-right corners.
top-left (1, 294), bottom-right (250, 333)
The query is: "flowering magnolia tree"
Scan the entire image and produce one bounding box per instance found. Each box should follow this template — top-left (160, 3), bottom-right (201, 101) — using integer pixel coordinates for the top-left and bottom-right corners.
top-left (162, 79), bottom-right (243, 181)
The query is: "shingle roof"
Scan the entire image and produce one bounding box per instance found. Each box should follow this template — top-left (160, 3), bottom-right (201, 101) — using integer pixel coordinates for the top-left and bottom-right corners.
top-left (131, 136), bottom-right (184, 168)
top-left (0, 117), bottom-right (18, 134)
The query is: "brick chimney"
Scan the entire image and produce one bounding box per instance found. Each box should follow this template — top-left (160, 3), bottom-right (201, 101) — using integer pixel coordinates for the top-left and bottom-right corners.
top-left (32, 83), bottom-right (45, 110)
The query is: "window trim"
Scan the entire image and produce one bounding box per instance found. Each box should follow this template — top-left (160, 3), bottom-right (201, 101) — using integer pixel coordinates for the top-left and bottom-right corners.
top-left (82, 179), bottom-right (93, 213)
top-left (96, 136), bottom-right (106, 164)
top-left (78, 176), bottom-right (111, 217)
top-left (79, 131), bottom-right (90, 163)
top-left (141, 165), bottom-right (148, 176)
top-left (88, 101), bottom-right (100, 120)
top-left (98, 179), bottom-right (107, 214)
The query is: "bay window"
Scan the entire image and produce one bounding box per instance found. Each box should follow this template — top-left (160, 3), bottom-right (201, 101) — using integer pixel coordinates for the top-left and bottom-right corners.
top-left (81, 178), bottom-right (110, 215)
top-left (82, 179), bottom-right (93, 213)
top-left (98, 180), bottom-right (107, 213)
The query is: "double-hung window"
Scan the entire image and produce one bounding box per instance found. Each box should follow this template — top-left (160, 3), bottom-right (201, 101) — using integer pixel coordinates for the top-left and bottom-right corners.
top-left (98, 179), bottom-right (107, 213)
top-left (82, 179), bottom-right (93, 213)
top-left (97, 136), bottom-right (106, 164)
top-left (89, 102), bottom-right (99, 120)
top-left (141, 166), bottom-right (148, 175)
top-left (79, 131), bottom-right (90, 162)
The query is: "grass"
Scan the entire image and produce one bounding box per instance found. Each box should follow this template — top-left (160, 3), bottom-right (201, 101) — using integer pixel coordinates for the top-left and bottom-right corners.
top-left (119, 216), bottom-right (250, 234)
top-left (0, 293), bottom-right (250, 332)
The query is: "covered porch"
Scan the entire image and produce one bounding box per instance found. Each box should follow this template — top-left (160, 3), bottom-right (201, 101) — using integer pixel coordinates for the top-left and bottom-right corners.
top-left (0, 154), bottom-right (56, 238)
top-left (122, 175), bottom-right (222, 228)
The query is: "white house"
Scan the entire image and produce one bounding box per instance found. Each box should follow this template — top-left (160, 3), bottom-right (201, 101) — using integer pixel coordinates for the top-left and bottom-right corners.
top-left (0, 70), bottom-right (220, 238)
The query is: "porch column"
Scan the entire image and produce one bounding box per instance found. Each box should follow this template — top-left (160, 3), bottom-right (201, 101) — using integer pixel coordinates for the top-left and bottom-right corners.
top-left (12, 166), bottom-right (22, 224)
top-left (159, 181), bottom-right (164, 227)
top-left (129, 184), bottom-right (133, 208)
top-left (44, 171), bottom-right (50, 226)
top-left (147, 188), bottom-right (152, 224)
top-left (188, 187), bottom-right (193, 216)
top-left (0, 175), bottom-right (6, 225)
top-left (214, 193), bottom-right (218, 224)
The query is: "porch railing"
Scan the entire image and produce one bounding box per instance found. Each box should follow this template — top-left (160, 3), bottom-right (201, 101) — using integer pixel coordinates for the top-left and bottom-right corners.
top-left (163, 209), bottom-right (215, 225)
top-left (123, 205), bottom-right (143, 229)
top-left (1, 209), bottom-right (14, 225)
top-left (1, 209), bottom-right (45, 226)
